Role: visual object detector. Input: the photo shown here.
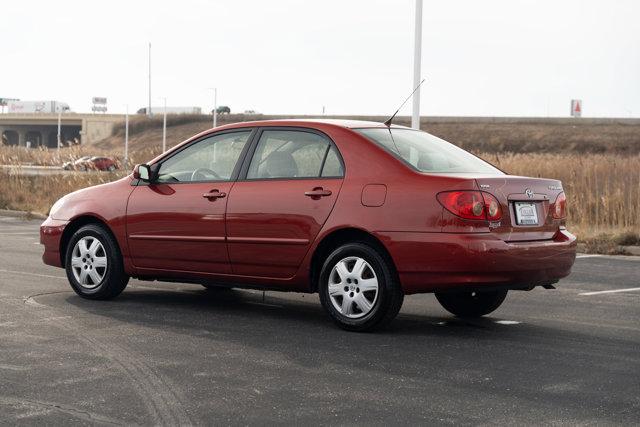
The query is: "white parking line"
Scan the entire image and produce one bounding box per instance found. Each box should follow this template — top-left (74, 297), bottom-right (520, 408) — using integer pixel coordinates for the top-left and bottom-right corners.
top-left (0, 232), bottom-right (37, 235)
top-left (576, 254), bottom-right (601, 259)
top-left (0, 269), bottom-right (65, 280)
top-left (579, 287), bottom-right (640, 296)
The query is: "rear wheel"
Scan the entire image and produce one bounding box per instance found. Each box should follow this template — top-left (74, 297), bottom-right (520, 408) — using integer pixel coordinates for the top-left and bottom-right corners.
top-left (319, 243), bottom-right (403, 332)
top-left (65, 224), bottom-right (129, 300)
top-left (435, 289), bottom-right (508, 318)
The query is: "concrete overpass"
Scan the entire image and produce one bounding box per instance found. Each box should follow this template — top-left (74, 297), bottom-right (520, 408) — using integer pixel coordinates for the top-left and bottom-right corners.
top-left (0, 113), bottom-right (123, 148)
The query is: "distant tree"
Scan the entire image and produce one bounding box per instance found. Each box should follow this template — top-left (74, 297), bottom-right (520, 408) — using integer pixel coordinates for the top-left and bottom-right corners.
top-left (214, 106), bottom-right (231, 114)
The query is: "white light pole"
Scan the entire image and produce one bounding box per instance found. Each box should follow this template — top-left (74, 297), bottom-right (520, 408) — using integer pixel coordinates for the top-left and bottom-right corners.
top-left (148, 42), bottom-right (152, 117)
top-left (208, 87), bottom-right (217, 128)
top-left (57, 107), bottom-right (62, 150)
top-left (124, 105), bottom-right (129, 168)
top-left (411, 0), bottom-right (423, 130)
top-left (56, 106), bottom-right (69, 149)
top-left (162, 97), bottom-right (167, 152)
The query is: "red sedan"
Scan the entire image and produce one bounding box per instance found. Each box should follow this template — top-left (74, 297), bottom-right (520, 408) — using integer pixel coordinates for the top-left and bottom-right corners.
top-left (41, 120), bottom-right (576, 331)
top-left (63, 156), bottom-right (118, 172)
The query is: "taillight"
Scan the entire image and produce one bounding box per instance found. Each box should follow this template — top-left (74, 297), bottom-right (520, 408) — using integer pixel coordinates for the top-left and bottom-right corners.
top-left (482, 192), bottom-right (502, 221)
top-left (552, 192), bottom-right (567, 219)
top-left (437, 191), bottom-right (502, 221)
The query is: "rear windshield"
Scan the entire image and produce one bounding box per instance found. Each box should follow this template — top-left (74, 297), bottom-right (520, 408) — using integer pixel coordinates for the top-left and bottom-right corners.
top-left (356, 128), bottom-right (503, 174)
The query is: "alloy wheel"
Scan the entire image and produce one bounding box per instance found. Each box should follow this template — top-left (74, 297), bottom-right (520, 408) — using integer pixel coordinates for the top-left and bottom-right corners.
top-left (328, 256), bottom-right (379, 318)
top-left (70, 236), bottom-right (108, 289)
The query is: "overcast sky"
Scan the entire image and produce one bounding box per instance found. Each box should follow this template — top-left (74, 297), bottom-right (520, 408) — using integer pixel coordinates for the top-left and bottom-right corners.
top-left (2, 0), bottom-right (638, 117)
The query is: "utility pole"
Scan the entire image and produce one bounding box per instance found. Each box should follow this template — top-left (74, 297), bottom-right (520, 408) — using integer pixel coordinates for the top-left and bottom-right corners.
top-left (57, 106), bottom-right (63, 150)
top-left (213, 88), bottom-right (217, 128)
top-left (162, 97), bottom-right (167, 152)
top-left (411, 0), bottom-right (423, 130)
top-left (148, 42), bottom-right (152, 117)
top-left (124, 105), bottom-right (129, 168)
top-left (207, 87), bottom-right (218, 128)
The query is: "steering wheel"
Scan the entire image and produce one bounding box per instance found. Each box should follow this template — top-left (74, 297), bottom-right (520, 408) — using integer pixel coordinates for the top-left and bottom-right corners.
top-left (191, 168), bottom-right (221, 181)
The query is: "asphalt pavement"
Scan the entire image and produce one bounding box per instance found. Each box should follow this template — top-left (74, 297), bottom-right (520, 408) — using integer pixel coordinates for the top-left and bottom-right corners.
top-left (1, 216), bottom-right (638, 425)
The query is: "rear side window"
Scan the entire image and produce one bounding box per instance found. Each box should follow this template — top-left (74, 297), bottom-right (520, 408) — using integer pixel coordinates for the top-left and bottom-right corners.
top-left (356, 128), bottom-right (502, 174)
top-left (247, 130), bottom-right (343, 179)
top-left (321, 147), bottom-right (344, 177)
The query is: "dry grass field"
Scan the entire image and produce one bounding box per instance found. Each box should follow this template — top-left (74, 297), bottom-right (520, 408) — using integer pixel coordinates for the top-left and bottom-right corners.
top-left (1, 115), bottom-right (638, 252)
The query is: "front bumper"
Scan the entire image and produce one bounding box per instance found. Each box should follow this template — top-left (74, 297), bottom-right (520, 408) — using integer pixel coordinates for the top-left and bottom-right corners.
top-left (379, 229), bottom-right (577, 294)
top-left (40, 217), bottom-right (69, 268)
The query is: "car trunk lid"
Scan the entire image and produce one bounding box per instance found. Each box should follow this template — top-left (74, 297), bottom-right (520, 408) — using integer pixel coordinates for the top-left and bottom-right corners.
top-left (475, 175), bottom-right (564, 242)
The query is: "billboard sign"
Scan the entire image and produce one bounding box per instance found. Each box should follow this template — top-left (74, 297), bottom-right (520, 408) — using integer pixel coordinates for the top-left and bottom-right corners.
top-left (92, 97), bottom-right (107, 105)
top-left (571, 99), bottom-right (582, 117)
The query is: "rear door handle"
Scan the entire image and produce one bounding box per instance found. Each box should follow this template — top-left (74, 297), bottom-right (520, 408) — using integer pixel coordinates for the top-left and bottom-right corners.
top-left (202, 190), bottom-right (226, 199)
top-left (305, 187), bottom-right (332, 199)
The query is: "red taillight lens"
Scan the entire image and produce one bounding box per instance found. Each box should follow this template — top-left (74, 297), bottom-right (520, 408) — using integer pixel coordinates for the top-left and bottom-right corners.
top-left (437, 191), bottom-right (502, 221)
top-left (552, 192), bottom-right (566, 219)
top-left (482, 192), bottom-right (502, 221)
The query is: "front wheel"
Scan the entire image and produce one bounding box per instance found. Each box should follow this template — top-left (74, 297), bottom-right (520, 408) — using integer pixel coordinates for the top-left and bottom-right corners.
top-left (65, 224), bottom-right (129, 300)
top-left (319, 243), bottom-right (403, 332)
top-left (435, 289), bottom-right (508, 318)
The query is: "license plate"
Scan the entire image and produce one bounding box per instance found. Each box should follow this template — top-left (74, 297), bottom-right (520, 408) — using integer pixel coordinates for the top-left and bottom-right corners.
top-left (514, 202), bottom-right (539, 225)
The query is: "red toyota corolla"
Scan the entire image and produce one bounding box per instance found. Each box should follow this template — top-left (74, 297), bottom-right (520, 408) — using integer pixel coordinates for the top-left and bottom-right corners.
top-left (41, 119), bottom-right (576, 331)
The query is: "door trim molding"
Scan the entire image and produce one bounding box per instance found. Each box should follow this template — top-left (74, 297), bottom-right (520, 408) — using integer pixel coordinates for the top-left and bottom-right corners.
top-left (129, 234), bottom-right (226, 243)
top-left (227, 236), bottom-right (309, 245)
top-left (129, 234), bottom-right (309, 245)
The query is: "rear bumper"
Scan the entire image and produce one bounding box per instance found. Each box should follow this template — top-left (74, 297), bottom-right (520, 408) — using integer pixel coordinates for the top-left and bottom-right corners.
top-left (379, 229), bottom-right (577, 294)
top-left (40, 217), bottom-right (68, 268)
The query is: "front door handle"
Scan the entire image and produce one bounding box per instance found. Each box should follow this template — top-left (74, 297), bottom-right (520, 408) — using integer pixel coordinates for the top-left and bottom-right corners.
top-left (305, 187), bottom-right (332, 199)
top-left (202, 190), bottom-right (226, 200)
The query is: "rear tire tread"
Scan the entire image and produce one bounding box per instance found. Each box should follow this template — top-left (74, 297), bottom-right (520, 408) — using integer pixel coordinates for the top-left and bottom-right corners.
top-left (435, 289), bottom-right (508, 318)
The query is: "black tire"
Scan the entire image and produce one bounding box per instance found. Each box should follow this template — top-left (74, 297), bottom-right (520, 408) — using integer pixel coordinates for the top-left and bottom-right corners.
top-left (318, 242), bottom-right (404, 332)
top-left (435, 289), bottom-right (508, 318)
top-left (64, 224), bottom-right (129, 300)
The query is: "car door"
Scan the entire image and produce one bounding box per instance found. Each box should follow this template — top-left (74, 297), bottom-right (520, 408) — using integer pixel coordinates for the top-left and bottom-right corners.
top-left (226, 128), bottom-right (345, 279)
top-left (126, 129), bottom-right (253, 274)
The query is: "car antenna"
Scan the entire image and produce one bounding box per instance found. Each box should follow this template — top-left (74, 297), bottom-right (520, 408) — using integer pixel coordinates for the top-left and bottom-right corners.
top-left (383, 78), bottom-right (426, 127)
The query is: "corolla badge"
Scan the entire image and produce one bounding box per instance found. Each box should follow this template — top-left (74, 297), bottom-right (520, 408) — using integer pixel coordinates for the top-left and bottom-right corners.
top-left (525, 188), bottom-right (534, 198)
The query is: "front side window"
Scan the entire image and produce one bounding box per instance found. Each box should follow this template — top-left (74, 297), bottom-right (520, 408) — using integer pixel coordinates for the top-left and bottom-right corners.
top-left (356, 128), bottom-right (503, 174)
top-left (157, 131), bottom-right (251, 183)
top-left (247, 130), bottom-right (343, 179)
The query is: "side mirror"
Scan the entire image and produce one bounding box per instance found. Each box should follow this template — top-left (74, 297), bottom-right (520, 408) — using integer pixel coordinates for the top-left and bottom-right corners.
top-left (133, 164), bottom-right (152, 182)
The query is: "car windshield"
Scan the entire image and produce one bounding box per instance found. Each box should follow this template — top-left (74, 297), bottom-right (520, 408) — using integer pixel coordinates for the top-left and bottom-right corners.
top-left (356, 128), bottom-right (503, 174)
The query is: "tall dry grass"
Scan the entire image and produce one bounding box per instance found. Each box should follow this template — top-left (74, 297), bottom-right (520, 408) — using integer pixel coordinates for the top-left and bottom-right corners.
top-left (485, 153), bottom-right (640, 232)
top-left (0, 172), bottom-right (127, 214)
top-left (0, 145), bottom-right (161, 167)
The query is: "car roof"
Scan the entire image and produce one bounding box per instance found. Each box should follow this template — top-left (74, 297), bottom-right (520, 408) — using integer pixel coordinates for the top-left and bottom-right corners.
top-left (214, 118), bottom-right (411, 131)
top-left (149, 119), bottom-right (414, 166)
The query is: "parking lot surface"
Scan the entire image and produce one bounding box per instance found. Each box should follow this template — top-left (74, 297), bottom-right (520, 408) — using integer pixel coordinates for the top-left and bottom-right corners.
top-left (1, 216), bottom-right (639, 425)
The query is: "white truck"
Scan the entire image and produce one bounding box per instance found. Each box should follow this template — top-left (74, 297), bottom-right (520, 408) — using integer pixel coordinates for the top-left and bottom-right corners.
top-left (7, 100), bottom-right (70, 114)
top-left (136, 106), bottom-right (202, 115)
